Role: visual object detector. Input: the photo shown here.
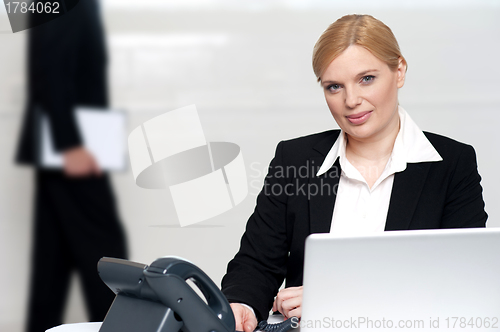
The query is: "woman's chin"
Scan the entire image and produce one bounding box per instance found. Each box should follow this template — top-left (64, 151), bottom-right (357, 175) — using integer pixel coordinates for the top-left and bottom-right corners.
top-left (344, 126), bottom-right (376, 141)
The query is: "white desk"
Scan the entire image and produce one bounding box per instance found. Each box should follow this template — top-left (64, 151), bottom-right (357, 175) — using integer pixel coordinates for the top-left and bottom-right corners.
top-left (47, 323), bottom-right (102, 332)
top-left (45, 314), bottom-right (287, 331)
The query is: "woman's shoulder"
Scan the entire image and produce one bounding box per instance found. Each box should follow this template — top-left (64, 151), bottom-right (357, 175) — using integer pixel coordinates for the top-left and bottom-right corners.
top-left (271, 130), bottom-right (341, 166)
top-left (423, 131), bottom-right (477, 160)
top-left (280, 129), bottom-right (341, 150)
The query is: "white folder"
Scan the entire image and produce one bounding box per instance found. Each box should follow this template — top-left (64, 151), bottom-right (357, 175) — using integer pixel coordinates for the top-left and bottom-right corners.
top-left (40, 107), bottom-right (127, 171)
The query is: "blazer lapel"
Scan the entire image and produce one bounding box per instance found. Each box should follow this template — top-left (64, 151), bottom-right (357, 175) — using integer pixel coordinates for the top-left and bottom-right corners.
top-left (308, 131), bottom-right (341, 234)
top-left (385, 162), bottom-right (431, 231)
top-left (309, 159), bottom-right (340, 233)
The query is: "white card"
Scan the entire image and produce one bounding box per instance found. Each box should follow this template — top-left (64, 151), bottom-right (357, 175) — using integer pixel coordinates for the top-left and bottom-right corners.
top-left (40, 107), bottom-right (127, 171)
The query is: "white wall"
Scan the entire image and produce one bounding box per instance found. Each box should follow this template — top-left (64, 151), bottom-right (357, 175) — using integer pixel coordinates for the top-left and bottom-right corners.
top-left (1, 1), bottom-right (499, 330)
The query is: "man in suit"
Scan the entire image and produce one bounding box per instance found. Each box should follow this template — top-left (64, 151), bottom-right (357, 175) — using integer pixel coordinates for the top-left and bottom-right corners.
top-left (16, 1), bottom-right (127, 331)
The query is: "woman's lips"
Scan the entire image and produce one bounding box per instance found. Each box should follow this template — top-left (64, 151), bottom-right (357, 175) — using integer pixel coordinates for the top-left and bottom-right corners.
top-left (346, 111), bottom-right (372, 125)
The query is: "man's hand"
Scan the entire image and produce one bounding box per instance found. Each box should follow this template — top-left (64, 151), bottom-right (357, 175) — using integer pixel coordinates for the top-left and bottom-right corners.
top-left (63, 146), bottom-right (101, 177)
top-left (272, 286), bottom-right (303, 319)
top-left (231, 303), bottom-right (258, 332)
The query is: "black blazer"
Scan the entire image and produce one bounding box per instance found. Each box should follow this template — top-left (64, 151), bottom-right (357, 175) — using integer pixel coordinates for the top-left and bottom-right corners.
top-left (221, 129), bottom-right (487, 321)
top-left (16, 0), bottom-right (108, 165)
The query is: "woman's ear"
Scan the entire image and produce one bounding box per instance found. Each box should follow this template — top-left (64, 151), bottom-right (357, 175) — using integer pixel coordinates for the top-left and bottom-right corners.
top-left (396, 57), bottom-right (407, 88)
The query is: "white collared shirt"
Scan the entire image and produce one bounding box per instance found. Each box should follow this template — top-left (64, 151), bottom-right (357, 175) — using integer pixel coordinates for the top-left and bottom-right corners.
top-left (316, 106), bottom-right (442, 236)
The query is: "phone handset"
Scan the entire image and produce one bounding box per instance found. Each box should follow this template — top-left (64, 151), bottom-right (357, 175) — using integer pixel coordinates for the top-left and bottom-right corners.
top-left (146, 258), bottom-right (298, 332)
top-left (145, 257), bottom-right (235, 332)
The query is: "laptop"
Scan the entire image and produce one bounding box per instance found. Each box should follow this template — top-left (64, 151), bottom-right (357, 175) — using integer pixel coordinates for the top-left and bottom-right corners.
top-left (301, 228), bottom-right (500, 331)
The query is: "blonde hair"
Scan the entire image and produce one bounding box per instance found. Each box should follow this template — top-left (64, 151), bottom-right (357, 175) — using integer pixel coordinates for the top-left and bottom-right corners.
top-left (312, 14), bottom-right (407, 82)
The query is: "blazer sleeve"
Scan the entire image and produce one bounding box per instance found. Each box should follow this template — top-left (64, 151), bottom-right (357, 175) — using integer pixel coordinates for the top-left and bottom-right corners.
top-left (221, 141), bottom-right (291, 321)
top-left (440, 144), bottom-right (487, 228)
top-left (29, 6), bottom-right (84, 152)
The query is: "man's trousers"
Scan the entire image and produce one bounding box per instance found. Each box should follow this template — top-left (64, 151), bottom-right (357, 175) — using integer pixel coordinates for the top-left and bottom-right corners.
top-left (26, 170), bottom-right (127, 332)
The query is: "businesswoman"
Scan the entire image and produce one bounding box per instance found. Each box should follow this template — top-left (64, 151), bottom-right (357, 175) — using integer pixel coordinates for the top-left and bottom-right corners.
top-left (221, 14), bottom-right (487, 332)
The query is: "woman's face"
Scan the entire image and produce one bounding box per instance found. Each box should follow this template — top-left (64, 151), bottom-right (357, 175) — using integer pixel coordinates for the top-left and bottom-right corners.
top-left (321, 45), bottom-right (406, 143)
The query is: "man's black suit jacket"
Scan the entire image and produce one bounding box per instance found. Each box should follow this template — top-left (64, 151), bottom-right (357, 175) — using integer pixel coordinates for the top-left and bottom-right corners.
top-left (16, 0), bottom-right (107, 164)
top-left (221, 129), bottom-right (487, 321)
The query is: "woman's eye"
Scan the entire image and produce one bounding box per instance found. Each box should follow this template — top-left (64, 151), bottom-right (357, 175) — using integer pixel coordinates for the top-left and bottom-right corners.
top-left (327, 84), bottom-right (341, 92)
top-left (361, 75), bottom-right (375, 83)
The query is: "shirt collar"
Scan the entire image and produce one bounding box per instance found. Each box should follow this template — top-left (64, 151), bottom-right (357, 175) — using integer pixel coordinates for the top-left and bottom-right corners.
top-left (316, 106), bottom-right (442, 177)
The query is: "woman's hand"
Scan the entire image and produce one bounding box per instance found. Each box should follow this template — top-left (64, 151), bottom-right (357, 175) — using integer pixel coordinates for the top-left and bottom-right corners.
top-left (230, 303), bottom-right (258, 332)
top-left (272, 286), bottom-right (303, 319)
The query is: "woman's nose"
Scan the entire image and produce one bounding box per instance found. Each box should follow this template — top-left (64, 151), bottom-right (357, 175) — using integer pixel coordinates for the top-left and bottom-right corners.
top-left (344, 86), bottom-right (362, 109)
